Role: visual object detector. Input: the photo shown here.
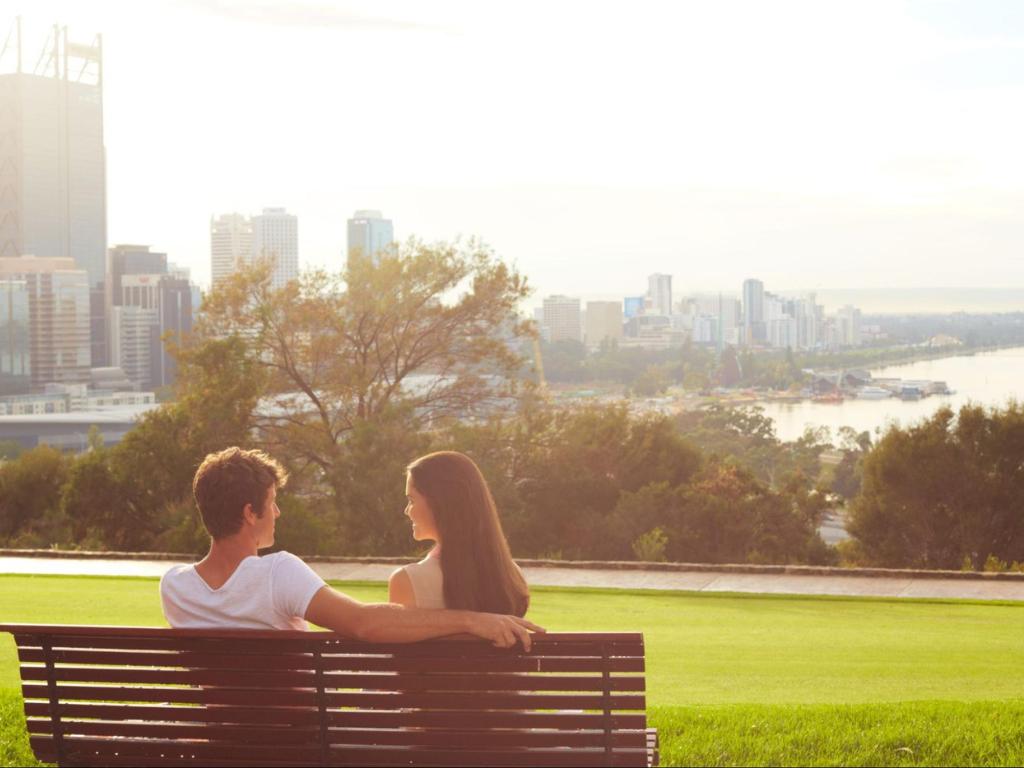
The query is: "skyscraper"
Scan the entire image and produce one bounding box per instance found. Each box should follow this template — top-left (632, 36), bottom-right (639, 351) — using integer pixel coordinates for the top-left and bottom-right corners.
top-left (0, 274), bottom-right (30, 393)
top-left (210, 213), bottom-right (253, 288)
top-left (742, 278), bottom-right (766, 344)
top-left (108, 245), bottom-right (167, 309)
top-left (542, 295), bottom-right (582, 343)
top-left (836, 305), bottom-right (862, 347)
top-left (766, 294), bottom-right (798, 350)
top-left (688, 294), bottom-right (741, 351)
top-left (647, 274), bottom-right (672, 317)
top-left (585, 301), bottom-right (623, 349)
top-left (0, 256), bottom-right (91, 389)
top-left (347, 210), bottom-right (394, 267)
top-left (107, 244), bottom-right (190, 389)
top-left (623, 296), bottom-right (645, 319)
top-left (252, 208), bottom-right (298, 289)
top-left (793, 294), bottom-right (820, 350)
top-left (0, 25), bottom-right (107, 365)
top-left (109, 303), bottom-right (156, 389)
top-left (156, 277), bottom-right (192, 388)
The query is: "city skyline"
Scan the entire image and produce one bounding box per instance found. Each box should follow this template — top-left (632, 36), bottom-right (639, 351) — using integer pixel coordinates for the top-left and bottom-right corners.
top-left (3, 2), bottom-right (1022, 303)
top-left (535, 273), bottom-right (863, 352)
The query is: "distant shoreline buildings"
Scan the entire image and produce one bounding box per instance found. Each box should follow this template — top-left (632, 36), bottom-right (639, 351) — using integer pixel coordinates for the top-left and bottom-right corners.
top-left (538, 275), bottom-right (863, 353)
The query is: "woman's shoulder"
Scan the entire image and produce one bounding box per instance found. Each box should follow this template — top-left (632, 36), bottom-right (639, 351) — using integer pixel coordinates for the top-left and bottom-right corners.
top-left (400, 551), bottom-right (445, 609)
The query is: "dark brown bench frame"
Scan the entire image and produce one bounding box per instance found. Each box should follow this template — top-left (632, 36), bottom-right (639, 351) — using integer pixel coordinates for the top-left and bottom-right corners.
top-left (2, 624), bottom-right (658, 767)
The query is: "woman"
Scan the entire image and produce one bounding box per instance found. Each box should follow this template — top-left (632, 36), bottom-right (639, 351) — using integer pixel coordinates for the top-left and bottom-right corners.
top-left (389, 451), bottom-right (529, 616)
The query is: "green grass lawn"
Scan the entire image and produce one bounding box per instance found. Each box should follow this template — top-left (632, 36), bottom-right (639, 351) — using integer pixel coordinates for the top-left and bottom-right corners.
top-left (2, 574), bottom-right (1023, 766)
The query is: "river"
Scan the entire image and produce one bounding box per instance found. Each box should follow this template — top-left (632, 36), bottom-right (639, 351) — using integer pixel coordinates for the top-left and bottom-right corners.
top-left (759, 346), bottom-right (1024, 443)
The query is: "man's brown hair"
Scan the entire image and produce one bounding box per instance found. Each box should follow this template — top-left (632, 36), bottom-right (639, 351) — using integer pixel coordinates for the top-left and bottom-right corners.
top-left (193, 447), bottom-right (288, 540)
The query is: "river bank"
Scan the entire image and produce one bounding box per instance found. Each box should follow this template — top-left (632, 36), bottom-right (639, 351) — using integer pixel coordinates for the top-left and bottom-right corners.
top-left (760, 346), bottom-right (1024, 441)
top-left (794, 340), bottom-right (1016, 375)
top-left (585, 345), bottom-right (1024, 442)
top-left (552, 342), bottom-right (1015, 407)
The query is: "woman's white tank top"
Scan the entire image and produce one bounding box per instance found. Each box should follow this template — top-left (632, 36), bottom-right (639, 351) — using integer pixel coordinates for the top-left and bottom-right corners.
top-left (401, 551), bottom-right (445, 609)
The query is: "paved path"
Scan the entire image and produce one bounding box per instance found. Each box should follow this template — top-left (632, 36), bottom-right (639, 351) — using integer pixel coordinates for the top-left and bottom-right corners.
top-left (3, 556), bottom-right (1023, 601)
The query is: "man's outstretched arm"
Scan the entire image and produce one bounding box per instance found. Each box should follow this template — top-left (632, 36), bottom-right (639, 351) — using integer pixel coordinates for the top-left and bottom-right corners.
top-left (304, 585), bottom-right (544, 650)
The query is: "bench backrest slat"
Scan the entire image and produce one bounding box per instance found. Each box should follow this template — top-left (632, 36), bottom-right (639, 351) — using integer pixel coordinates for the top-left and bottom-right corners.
top-left (3, 625), bottom-right (655, 768)
top-left (24, 701), bottom-right (649, 729)
top-left (27, 720), bottom-right (652, 749)
top-left (20, 665), bottom-right (647, 692)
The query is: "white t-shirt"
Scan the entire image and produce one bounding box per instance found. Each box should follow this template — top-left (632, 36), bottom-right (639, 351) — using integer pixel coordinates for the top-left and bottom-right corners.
top-left (160, 551), bottom-right (326, 630)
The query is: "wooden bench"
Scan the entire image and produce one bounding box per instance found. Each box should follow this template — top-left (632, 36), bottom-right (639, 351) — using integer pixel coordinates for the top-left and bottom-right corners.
top-left (2, 624), bottom-right (658, 767)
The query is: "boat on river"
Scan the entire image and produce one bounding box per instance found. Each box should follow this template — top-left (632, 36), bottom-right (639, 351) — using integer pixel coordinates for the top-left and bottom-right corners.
top-left (856, 386), bottom-right (892, 400)
top-left (900, 386), bottom-right (923, 400)
top-left (812, 392), bottom-right (844, 403)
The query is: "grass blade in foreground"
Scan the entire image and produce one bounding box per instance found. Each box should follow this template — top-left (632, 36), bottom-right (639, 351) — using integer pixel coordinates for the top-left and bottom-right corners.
top-left (653, 701), bottom-right (1024, 767)
top-left (1, 690), bottom-right (42, 768)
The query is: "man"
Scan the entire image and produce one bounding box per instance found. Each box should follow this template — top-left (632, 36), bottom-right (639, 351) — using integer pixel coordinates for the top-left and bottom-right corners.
top-left (161, 447), bottom-right (542, 648)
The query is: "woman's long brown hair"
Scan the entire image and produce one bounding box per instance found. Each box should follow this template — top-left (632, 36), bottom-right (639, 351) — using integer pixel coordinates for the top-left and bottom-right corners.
top-left (406, 451), bottom-right (529, 617)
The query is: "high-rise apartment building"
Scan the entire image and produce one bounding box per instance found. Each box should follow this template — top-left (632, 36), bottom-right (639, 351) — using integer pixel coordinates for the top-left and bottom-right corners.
top-left (108, 245), bottom-right (167, 308)
top-left (692, 314), bottom-right (719, 345)
top-left (647, 274), bottom-right (672, 317)
top-left (106, 245), bottom-right (191, 389)
top-left (210, 209), bottom-right (298, 291)
top-left (169, 261), bottom-right (203, 318)
top-left (584, 301), bottom-right (623, 349)
top-left (0, 256), bottom-right (91, 389)
top-left (685, 294), bottom-right (741, 350)
top-left (156, 277), bottom-right (192, 387)
top-left (210, 213), bottom-right (253, 287)
top-left (792, 294), bottom-right (820, 350)
top-left (623, 296), bottom-right (645, 319)
top-left (836, 305), bottom-right (862, 347)
top-left (0, 27), bottom-right (107, 366)
top-left (742, 279), bottom-right (765, 344)
top-left (766, 294), bottom-right (799, 350)
top-left (109, 304), bottom-right (156, 389)
top-left (0, 275), bottom-right (31, 393)
top-left (112, 273), bottom-right (160, 389)
top-left (542, 295), bottom-right (582, 344)
top-left (252, 208), bottom-right (298, 289)
top-left (347, 210), bottom-right (394, 267)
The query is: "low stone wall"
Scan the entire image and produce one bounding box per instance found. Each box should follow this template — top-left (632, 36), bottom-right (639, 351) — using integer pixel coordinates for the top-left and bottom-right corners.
top-left (3, 548), bottom-right (1023, 581)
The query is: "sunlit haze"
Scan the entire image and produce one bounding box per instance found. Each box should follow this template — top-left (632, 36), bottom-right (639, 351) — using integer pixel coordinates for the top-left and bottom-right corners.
top-left (9, 0), bottom-right (1024, 308)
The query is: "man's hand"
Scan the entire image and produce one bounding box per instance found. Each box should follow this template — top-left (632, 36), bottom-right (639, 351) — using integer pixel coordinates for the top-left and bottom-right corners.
top-left (468, 613), bottom-right (546, 651)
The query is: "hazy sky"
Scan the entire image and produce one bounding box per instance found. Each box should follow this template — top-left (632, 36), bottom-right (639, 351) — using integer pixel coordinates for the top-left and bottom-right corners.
top-left (8, 1), bottom-right (1024, 304)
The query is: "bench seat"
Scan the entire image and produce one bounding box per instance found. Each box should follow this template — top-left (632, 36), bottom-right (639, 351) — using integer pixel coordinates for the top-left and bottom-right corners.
top-left (2, 624), bottom-right (658, 767)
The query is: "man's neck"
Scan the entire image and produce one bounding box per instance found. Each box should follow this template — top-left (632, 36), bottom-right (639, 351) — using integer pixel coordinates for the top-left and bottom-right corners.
top-left (194, 536), bottom-right (259, 590)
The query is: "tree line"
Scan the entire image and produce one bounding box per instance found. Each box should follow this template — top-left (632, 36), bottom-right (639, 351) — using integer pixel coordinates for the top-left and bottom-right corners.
top-left (0, 399), bottom-right (834, 566)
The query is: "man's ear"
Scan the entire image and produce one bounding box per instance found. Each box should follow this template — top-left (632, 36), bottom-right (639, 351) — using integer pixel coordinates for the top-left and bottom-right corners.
top-left (241, 503), bottom-right (257, 526)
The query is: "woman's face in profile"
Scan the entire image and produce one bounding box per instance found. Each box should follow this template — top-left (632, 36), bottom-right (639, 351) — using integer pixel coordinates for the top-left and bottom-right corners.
top-left (404, 473), bottom-right (439, 542)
